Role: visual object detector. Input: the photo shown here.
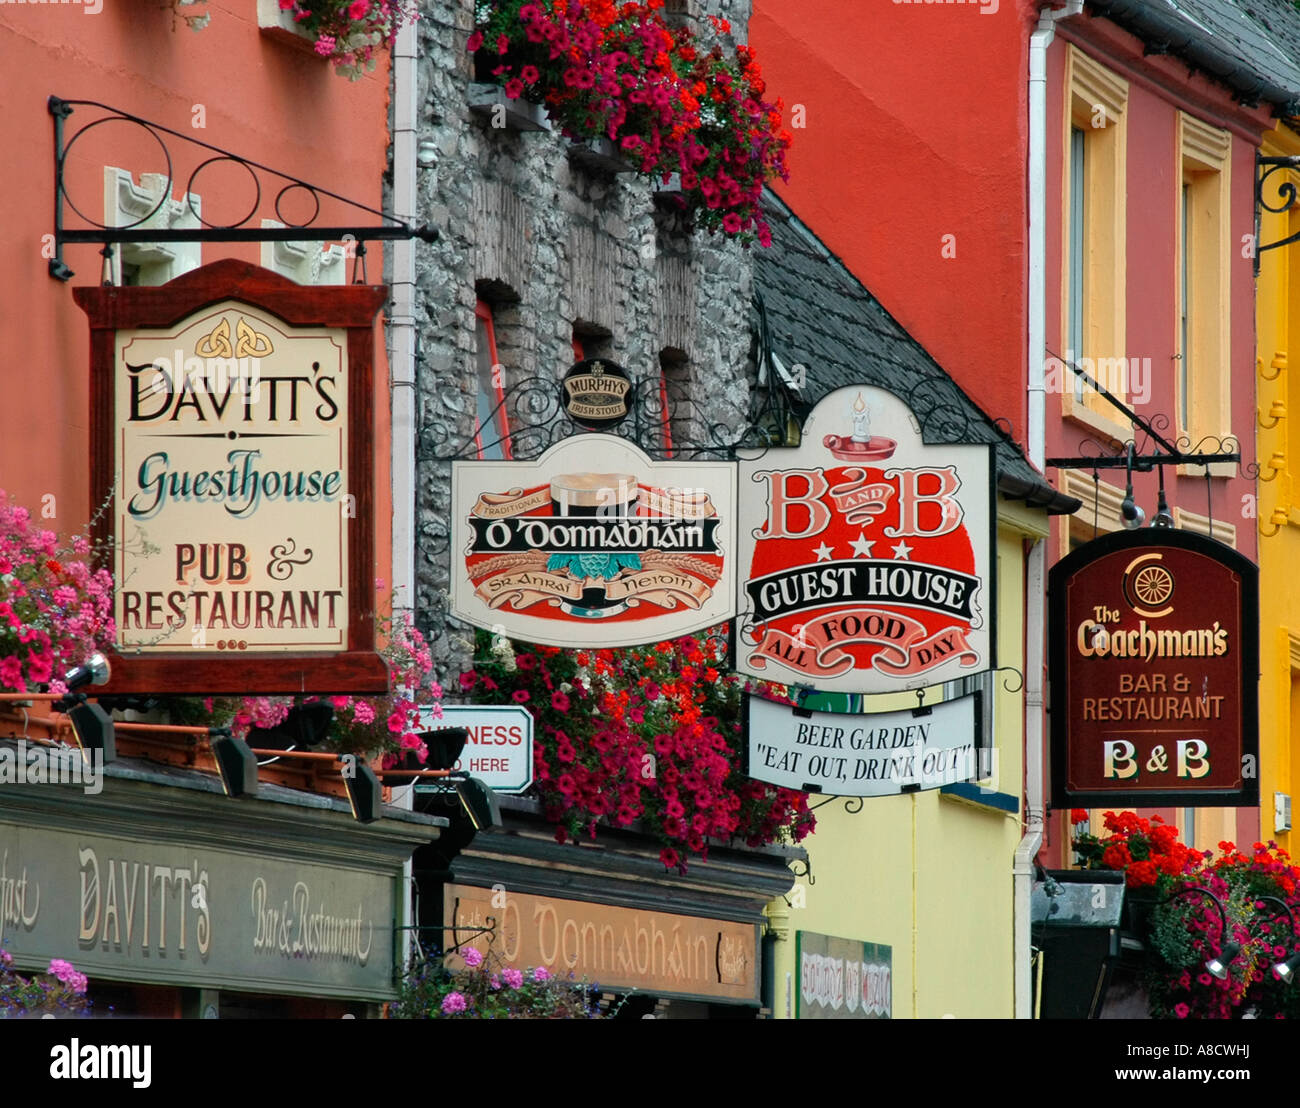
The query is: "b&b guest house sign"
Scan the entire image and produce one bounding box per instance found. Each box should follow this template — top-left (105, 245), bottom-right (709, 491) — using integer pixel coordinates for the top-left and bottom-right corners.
top-left (74, 260), bottom-right (388, 693)
top-left (736, 387), bottom-right (993, 694)
top-left (451, 435), bottom-right (736, 648)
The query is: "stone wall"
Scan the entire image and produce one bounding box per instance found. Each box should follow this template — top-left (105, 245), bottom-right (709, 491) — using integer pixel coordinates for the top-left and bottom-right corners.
top-left (397, 0), bottom-right (758, 680)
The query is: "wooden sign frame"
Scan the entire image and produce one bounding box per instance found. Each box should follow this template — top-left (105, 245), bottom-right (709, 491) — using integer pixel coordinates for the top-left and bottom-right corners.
top-left (74, 259), bottom-right (389, 694)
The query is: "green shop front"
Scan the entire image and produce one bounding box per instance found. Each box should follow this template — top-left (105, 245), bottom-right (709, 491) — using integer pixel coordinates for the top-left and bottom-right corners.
top-left (0, 747), bottom-right (444, 1017)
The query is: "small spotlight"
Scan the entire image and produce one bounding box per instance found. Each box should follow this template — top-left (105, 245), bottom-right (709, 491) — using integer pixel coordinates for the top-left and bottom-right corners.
top-left (1205, 941), bottom-right (1241, 980)
top-left (63, 653), bottom-right (110, 692)
top-left (345, 762), bottom-right (382, 823)
top-left (453, 776), bottom-right (502, 831)
top-left (421, 726), bottom-right (469, 771)
top-left (1274, 951), bottom-right (1300, 985)
top-left (67, 700), bottom-right (115, 763)
top-left (212, 733), bottom-right (258, 798)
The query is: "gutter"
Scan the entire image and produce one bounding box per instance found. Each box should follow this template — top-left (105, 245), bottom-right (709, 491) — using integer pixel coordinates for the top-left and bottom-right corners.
top-left (997, 471), bottom-right (1081, 515)
top-left (1085, 0), bottom-right (1300, 114)
top-left (1018, 0), bottom-right (1084, 1021)
top-left (389, 16), bottom-right (420, 968)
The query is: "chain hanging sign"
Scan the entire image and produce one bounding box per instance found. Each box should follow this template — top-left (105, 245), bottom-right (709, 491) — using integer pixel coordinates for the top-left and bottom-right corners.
top-left (75, 259), bottom-right (389, 693)
top-left (1048, 528), bottom-right (1259, 807)
top-left (736, 386), bottom-right (994, 694)
top-left (451, 434), bottom-right (736, 648)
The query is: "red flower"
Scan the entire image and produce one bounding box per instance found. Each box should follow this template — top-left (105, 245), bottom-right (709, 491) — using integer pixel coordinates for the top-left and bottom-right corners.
top-left (512, 689), bottom-right (530, 704)
top-left (1070, 809), bottom-right (1089, 824)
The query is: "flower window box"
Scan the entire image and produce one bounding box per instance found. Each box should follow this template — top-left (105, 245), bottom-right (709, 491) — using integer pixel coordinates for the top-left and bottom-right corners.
top-left (256, 0), bottom-right (320, 54)
top-left (568, 136), bottom-right (634, 175)
top-left (468, 82), bottom-right (552, 133)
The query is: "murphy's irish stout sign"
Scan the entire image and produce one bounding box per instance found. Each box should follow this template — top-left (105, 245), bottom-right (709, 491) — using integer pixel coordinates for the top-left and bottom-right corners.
top-left (736, 387), bottom-right (993, 694)
top-left (452, 435), bottom-right (736, 648)
top-left (75, 260), bottom-right (388, 693)
top-left (1048, 529), bottom-right (1259, 807)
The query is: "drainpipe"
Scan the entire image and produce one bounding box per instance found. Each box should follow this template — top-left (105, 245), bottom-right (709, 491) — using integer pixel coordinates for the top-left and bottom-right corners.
top-left (390, 17), bottom-right (419, 968)
top-left (1018, 0), bottom-right (1082, 1020)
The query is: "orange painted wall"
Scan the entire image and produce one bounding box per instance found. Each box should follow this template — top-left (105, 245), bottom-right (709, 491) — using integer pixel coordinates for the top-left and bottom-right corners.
top-left (750, 0), bottom-right (1039, 446)
top-left (0, 2), bottom-right (392, 603)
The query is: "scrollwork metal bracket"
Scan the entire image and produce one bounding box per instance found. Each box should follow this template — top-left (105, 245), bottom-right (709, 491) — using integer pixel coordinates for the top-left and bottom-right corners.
top-left (48, 96), bottom-right (438, 282)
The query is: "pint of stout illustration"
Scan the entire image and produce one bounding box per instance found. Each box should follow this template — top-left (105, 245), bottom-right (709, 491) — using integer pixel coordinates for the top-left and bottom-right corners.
top-left (549, 472), bottom-right (639, 517)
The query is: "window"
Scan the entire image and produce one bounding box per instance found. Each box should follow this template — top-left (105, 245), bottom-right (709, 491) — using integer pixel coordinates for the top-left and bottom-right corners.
top-left (1176, 113), bottom-right (1232, 473)
top-left (1059, 470), bottom-right (1126, 557)
top-left (1061, 47), bottom-right (1128, 438)
top-left (474, 301), bottom-right (511, 460)
top-left (104, 167), bottom-right (201, 286)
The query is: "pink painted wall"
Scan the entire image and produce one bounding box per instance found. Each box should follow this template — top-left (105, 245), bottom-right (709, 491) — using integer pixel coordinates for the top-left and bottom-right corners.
top-left (1, 2), bottom-right (392, 590)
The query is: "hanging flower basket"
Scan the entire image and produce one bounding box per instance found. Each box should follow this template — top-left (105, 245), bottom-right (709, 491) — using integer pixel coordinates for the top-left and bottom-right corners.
top-left (267, 0), bottom-right (418, 79)
top-left (468, 1), bottom-right (790, 245)
top-left (468, 82), bottom-right (553, 132)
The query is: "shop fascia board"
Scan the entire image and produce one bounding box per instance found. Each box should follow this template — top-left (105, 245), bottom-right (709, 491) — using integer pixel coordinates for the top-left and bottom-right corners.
top-left (0, 746), bottom-right (446, 871)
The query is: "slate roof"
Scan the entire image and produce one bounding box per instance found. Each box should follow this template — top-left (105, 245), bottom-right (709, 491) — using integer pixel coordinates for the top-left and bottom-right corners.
top-left (1085, 0), bottom-right (1300, 112)
top-left (753, 193), bottom-right (1080, 515)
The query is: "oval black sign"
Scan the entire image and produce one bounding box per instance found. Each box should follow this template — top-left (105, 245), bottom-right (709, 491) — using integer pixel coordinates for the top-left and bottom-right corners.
top-left (561, 359), bottom-right (632, 430)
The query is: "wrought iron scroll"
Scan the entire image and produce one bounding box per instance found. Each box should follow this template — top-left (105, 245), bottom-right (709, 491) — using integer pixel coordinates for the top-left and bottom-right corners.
top-left (1255, 153), bottom-right (1300, 277)
top-left (48, 96), bottom-right (437, 281)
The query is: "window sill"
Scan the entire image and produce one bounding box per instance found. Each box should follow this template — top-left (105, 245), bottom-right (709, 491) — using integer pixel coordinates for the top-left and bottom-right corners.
top-left (568, 136), bottom-right (635, 175)
top-left (1062, 392), bottom-right (1131, 447)
top-left (257, 0), bottom-right (322, 54)
top-left (468, 83), bottom-right (552, 133)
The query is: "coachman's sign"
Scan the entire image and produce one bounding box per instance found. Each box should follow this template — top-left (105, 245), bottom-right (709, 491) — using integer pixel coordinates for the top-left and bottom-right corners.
top-left (736, 386), bottom-right (994, 695)
top-left (1048, 529), bottom-right (1259, 807)
top-left (75, 259), bottom-right (388, 693)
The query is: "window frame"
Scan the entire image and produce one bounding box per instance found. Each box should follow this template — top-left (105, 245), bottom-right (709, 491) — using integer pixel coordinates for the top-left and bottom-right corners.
top-left (474, 300), bottom-right (513, 461)
top-left (1060, 47), bottom-right (1129, 443)
top-left (1175, 112), bottom-right (1233, 477)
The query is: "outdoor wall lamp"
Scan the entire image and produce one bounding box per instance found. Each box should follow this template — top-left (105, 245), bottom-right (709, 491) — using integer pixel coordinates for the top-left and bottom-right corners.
top-left (1252, 895), bottom-right (1300, 985)
top-left (1158, 887), bottom-right (1237, 979)
top-left (211, 729), bottom-right (258, 798)
top-left (1120, 444), bottom-right (1145, 529)
top-left (63, 653), bottom-right (110, 691)
top-left (1151, 467), bottom-right (1174, 529)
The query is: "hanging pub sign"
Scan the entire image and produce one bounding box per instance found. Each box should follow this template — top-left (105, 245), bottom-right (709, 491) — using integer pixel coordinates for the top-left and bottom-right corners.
top-left (561, 358), bottom-right (632, 430)
top-left (451, 434), bottom-right (736, 648)
top-left (736, 386), bottom-right (994, 694)
top-left (745, 692), bottom-right (983, 797)
top-left (1048, 528), bottom-right (1259, 807)
top-left (74, 259), bottom-right (389, 693)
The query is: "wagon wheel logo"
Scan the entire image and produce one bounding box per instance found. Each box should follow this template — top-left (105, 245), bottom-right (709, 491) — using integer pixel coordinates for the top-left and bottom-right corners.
top-left (1122, 552), bottom-right (1174, 618)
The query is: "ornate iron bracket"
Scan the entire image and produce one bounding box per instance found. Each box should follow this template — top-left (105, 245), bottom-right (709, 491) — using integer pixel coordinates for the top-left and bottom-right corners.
top-left (1044, 350), bottom-right (1240, 472)
top-left (1255, 152), bottom-right (1300, 278)
top-left (48, 95), bottom-right (438, 281)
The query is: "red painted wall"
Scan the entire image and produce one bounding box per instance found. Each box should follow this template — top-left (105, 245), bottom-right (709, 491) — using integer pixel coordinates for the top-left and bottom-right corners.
top-left (750, 0), bottom-right (1040, 446)
top-left (0, 2), bottom-right (392, 589)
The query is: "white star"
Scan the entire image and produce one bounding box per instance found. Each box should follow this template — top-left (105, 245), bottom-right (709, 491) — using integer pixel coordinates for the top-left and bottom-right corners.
top-left (849, 532), bottom-right (875, 558)
top-left (813, 542), bottom-right (834, 562)
top-left (891, 540), bottom-right (913, 561)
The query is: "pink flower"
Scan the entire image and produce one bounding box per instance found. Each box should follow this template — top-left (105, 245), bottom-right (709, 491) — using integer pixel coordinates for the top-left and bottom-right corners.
top-left (467, 29), bottom-right (483, 53)
top-left (1174, 1003), bottom-right (1190, 1018)
top-left (502, 968), bottom-right (524, 989)
top-left (347, 0), bottom-right (368, 20)
top-left (462, 946), bottom-right (484, 968)
top-left (440, 991), bottom-right (468, 1014)
top-left (387, 709), bottom-right (407, 733)
top-left (512, 689), bottom-right (530, 704)
top-left (314, 33), bottom-right (337, 56)
top-left (531, 966), bottom-right (550, 982)
top-left (352, 700), bottom-right (376, 725)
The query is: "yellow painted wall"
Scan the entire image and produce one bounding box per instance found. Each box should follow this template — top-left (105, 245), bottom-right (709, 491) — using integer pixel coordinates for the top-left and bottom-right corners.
top-left (766, 511), bottom-right (1037, 1018)
top-left (1255, 123), bottom-right (1300, 856)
